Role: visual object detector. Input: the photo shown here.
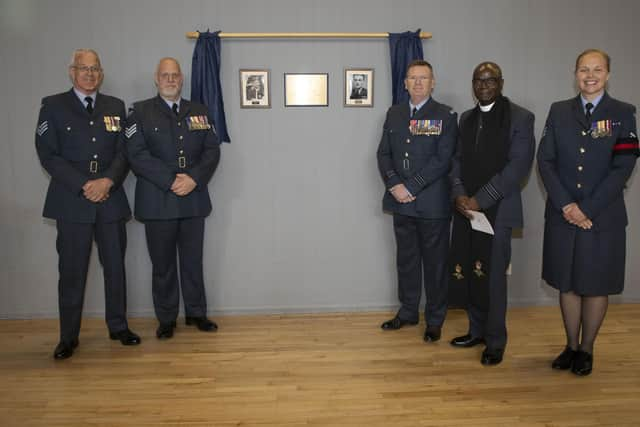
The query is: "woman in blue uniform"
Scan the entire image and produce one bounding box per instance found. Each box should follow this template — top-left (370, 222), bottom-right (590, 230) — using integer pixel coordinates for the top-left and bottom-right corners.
top-left (538, 49), bottom-right (639, 376)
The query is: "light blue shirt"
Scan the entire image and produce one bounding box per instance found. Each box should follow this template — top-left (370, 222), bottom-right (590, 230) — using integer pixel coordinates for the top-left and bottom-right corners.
top-left (73, 88), bottom-right (96, 109)
top-left (581, 92), bottom-right (604, 116)
top-left (409, 97), bottom-right (430, 116)
top-left (161, 96), bottom-right (181, 113)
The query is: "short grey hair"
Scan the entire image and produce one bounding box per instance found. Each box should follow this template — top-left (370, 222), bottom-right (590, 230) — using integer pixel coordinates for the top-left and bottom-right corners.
top-left (68, 49), bottom-right (102, 68)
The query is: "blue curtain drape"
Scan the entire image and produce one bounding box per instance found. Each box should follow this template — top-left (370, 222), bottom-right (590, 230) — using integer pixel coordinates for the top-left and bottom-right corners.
top-left (191, 31), bottom-right (231, 143)
top-left (388, 29), bottom-right (424, 105)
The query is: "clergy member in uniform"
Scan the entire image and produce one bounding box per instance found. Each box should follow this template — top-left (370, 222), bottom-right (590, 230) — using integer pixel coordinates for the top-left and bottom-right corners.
top-left (448, 62), bottom-right (535, 365)
top-left (125, 58), bottom-right (221, 339)
top-left (377, 59), bottom-right (457, 342)
top-left (35, 49), bottom-right (140, 360)
top-left (538, 49), bottom-right (639, 376)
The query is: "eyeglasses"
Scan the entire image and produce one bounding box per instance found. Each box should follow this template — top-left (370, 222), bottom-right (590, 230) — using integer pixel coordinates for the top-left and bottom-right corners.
top-left (406, 76), bottom-right (432, 83)
top-left (74, 65), bottom-right (102, 74)
top-left (158, 73), bottom-right (182, 81)
top-left (472, 77), bottom-right (501, 87)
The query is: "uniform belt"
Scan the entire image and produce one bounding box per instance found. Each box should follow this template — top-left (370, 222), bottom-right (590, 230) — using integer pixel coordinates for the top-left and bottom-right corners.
top-left (89, 160), bottom-right (98, 174)
top-left (178, 156), bottom-right (186, 169)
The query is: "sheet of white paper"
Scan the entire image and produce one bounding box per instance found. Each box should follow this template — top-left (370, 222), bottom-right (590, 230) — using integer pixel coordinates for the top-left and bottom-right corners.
top-left (466, 210), bottom-right (494, 235)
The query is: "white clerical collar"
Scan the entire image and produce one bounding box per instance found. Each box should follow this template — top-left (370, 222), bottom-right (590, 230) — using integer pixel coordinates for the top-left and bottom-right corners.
top-left (479, 102), bottom-right (495, 112)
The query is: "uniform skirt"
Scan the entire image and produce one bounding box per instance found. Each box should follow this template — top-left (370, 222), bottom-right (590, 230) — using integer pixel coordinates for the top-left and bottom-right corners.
top-left (542, 221), bottom-right (626, 296)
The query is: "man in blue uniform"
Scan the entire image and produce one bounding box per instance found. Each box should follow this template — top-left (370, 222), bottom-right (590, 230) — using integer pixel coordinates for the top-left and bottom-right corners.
top-left (376, 59), bottom-right (457, 342)
top-left (126, 58), bottom-right (221, 340)
top-left (448, 62), bottom-right (535, 365)
top-left (35, 49), bottom-right (140, 360)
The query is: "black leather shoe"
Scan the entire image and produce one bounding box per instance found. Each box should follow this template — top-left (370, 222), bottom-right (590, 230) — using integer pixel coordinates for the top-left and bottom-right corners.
top-left (380, 316), bottom-right (419, 330)
top-left (156, 321), bottom-right (176, 339)
top-left (185, 316), bottom-right (218, 332)
top-left (481, 348), bottom-right (504, 366)
top-left (423, 325), bottom-right (442, 342)
top-left (109, 328), bottom-right (141, 345)
top-left (450, 334), bottom-right (485, 348)
top-left (551, 346), bottom-right (577, 370)
top-left (571, 350), bottom-right (593, 376)
top-left (53, 338), bottom-right (79, 360)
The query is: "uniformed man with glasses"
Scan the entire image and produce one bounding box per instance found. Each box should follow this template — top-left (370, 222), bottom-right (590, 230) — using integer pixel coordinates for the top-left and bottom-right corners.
top-left (35, 49), bottom-right (141, 360)
top-left (377, 59), bottom-right (458, 343)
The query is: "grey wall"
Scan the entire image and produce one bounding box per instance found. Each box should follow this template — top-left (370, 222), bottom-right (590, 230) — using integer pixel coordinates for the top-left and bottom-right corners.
top-left (1, 0), bottom-right (638, 318)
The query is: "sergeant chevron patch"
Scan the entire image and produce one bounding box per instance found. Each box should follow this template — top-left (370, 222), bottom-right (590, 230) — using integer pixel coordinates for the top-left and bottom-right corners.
top-left (124, 124), bottom-right (137, 139)
top-left (36, 121), bottom-right (48, 136)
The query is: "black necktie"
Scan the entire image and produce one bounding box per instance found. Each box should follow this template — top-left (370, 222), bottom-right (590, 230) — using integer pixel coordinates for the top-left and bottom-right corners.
top-left (172, 103), bottom-right (179, 117)
top-left (412, 107), bottom-right (418, 117)
top-left (585, 102), bottom-right (593, 121)
top-left (85, 97), bottom-right (93, 115)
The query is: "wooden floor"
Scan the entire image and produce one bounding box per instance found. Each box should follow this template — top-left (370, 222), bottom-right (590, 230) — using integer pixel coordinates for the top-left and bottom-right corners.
top-left (1, 305), bottom-right (640, 426)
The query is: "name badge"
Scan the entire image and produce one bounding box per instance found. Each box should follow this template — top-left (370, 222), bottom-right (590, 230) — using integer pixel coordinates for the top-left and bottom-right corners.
top-left (187, 115), bottom-right (211, 131)
top-left (590, 119), bottom-right (612, 139)
top-left (409, 119), bottom-right (442, 136)
top-left (104, 116), bottom-right (121, 132)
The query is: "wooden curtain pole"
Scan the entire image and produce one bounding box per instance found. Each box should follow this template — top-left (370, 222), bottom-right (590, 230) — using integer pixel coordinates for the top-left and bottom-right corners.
top-left (186, 31), bottom-right (432, 39)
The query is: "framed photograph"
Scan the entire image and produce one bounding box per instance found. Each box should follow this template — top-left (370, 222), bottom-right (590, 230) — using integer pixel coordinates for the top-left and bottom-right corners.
top-left (344, 68), bottom-right (373, 107)
top-left (240, 69), bottom-right (270, 108)
top-left (284, 73), bottom-right (329, 107)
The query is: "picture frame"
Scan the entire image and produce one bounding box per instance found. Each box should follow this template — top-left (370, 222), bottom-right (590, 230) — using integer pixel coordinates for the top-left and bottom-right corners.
top-left (240, 69), bottom-right (271, 108)
top-left (344, 68), bottom-right (374, 107)
top-left (284, 73), bottom-right (329, 107)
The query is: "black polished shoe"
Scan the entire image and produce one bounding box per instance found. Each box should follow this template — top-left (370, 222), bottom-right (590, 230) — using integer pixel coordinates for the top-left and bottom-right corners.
top-left (481, 347), bottom-right (504, 366)
top-left (423, 325), bottom-right (442, 342)
top-left (156, 321), bottom-right (176, 340)
top-left (571, 350), bottom-right (593, 376)
top-left (450, 334), bottom-right (485, 348)
top-left (551, 346), bottom-right (577, 370)
top-left (109, 328), bottom-right (141, 346)
top-left (380, 316), bottom-right (419, 330)
top-left (185, 316), bottom-right (218, 332)
top-left (53, 338), bottom-right (79, 360)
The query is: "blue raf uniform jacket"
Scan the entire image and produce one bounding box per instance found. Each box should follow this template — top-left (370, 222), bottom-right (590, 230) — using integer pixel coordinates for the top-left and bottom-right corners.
top-left (125, 96), bottom-right (221, 221)
top-left (537, 93), bottom-right (639, 231)
top-left (450, 101), bottom-right (535, 228)
top-left (377, 98), bottom-right (458, 219)
top-left (35, 89), bottom-right (131, 223)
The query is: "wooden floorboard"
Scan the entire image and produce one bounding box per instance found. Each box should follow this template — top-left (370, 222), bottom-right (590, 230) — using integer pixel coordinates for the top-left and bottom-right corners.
top-left (1, 305), bottom-right (640, 426)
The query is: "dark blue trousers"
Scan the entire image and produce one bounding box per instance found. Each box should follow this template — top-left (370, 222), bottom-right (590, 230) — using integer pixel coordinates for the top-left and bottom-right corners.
top-left (393, 214), bottom-right (450, 327)
top-left (144, 217), bottom-right (208, 325)
top-left (56, 219), bottom-right (128, 343)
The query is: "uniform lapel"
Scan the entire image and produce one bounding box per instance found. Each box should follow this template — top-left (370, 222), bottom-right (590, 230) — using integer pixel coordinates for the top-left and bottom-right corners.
top-left (66, 88), bottom-right (90, 117)
top-left (177, 99), bottom-right (191, 121)
top-left (155, 95), bottom-right (174, 118)
top-left (572, 95), bottom-right (589, 130)
top-left (413, 97), bottom-right (434, 120)
top-left (590, 91), bottom-right (611, 121)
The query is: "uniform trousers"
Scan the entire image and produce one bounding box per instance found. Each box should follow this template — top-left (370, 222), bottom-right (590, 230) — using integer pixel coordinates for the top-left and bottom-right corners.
top-left (467, 226), bottom-right (511, 350)
top-left (144, 216), bottom-right (207, 324)
top-left (393, 213), bottom-right (449, 327)
top-left (56, 219), bottom-right (128, 343)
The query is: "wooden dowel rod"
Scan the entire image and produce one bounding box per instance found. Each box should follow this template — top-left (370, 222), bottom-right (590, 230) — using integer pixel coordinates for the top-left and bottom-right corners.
top-left (186, 31), bottom-right (432, 39)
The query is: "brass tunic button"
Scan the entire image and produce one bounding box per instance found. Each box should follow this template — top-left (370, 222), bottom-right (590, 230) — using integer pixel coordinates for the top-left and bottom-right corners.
top-left (179, 150), bottom-right (184, 154)
top-left (580, 147), bottom-right (586, 153)
top-left (578, 166), bottom-right (583, 171)
top-left (577, 183), bottom-right (582, 189)
top-left (93, 154), bottom-right (98, 159)
top-left (179, 135), bottom-right (184, 140)
top-left (66, 126), bottom-right (71, 131)
top-left (177, 122), bottom-right (182, 127)
top-left (89, 121), bottom-right (94, 126)
top-left (91, 137), bottom-right (96, 142)
top-left (406, 138), bottom-right (411, 144)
